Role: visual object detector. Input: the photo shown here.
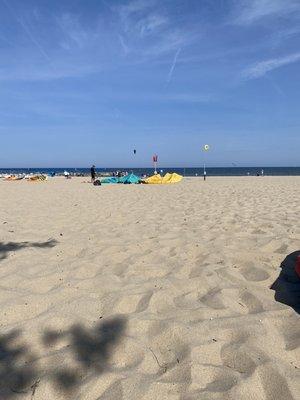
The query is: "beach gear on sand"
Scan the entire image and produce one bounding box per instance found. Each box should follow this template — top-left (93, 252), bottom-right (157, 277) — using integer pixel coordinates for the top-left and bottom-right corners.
top-left (144, 173), bottom-right (183, 184)
top-left (4, 175), bottom-right (24, 181)
top-left (27, 175), bottom-right (48, 182)
top-left (162, 173), bottom-right (183, 183)
top-left (97, 173), bottom-right (181, 185)
top-left (101, 173), bottom-right (140, 184)
top-left (101, 176), bottom-right (119, 184)
top-left (118, 173), bottom-right (140, 184)
top-left (144, 174), bottom-right (163, 184)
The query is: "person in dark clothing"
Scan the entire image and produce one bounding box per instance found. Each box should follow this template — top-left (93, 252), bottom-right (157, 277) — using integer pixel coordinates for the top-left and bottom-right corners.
top-left (91, 165), bottom-right (96, 182)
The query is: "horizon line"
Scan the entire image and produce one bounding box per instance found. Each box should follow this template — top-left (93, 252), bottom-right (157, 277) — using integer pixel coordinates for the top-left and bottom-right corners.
top-left (1, 166), bottom-right (300, 169)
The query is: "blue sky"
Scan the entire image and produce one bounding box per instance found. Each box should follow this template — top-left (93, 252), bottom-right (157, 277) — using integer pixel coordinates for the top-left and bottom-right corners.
top-left (0, 0), bottom-right (299, 167)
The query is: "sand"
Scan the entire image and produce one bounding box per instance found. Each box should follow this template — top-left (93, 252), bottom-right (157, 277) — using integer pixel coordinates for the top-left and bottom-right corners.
top-left (0, 176), bottom-right (299, 400)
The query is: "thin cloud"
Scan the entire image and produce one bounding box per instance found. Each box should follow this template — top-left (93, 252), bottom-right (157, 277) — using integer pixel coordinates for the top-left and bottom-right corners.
top-left (115, 0), bottom-right (155, 19)
top-left (270, 26), bottom-right (300, 49)
top-left (242, 52), bottom-right (300, 79)
top-left (166, 48), bottom-right (181, 84)
top-left (113, 0), bottom-right (197, 59)
top-left (139, 30), bottom-right (194, 58)
top-left (138, 14), bottom-right (167, 37)
top-left (106, 92), bottom-right (214, 103)
top-left (114, 0), bottom-right (156, 32)
top-left (162, 93), bottom-right (213, 103)
top-left (2, 0), bottom-right (51, 62)
top-left (0, 62), bottom-right (97, 81)
top-left (56, 13), bottom-right (100, 49)
top-left (234, 0), bottom-right (300, 25)
top-left (118, 34), bottom-right (130, 54)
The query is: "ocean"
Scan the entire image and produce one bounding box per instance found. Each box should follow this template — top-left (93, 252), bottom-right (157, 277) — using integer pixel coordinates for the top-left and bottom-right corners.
top-left (1, 167), bottom-right (300, 176)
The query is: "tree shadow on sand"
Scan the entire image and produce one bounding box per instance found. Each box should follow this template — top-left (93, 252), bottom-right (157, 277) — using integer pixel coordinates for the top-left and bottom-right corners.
top-left (0, 329), bottom-right (39, 399)
top-left (270, 250), bottom-right (300, 314)
top-left (0, 239), bottom-right (58, 261)
top-left (43, 316), bottom-right (127, 392)
top-left (0, 316), bottom-right (127, 399)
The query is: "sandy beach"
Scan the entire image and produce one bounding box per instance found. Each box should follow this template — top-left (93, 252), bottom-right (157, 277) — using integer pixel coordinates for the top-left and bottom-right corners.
top-left (0, 176), bottom-right (299, 400)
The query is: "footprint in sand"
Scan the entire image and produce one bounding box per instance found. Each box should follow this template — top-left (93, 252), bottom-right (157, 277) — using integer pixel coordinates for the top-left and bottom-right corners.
top-left (136, 291), bottom-right (154, 313)
top-left (189, 263), bottom-right (210, 279)
top-left (275, 244), bottom-right (289, 254)
top-left (168, 247), bottom-right (177, 257)
top-left (257, 364), bottom-right (295, 400)
top-left (239, 290), bottom-right (264, 314)
top-left (203, 374), bottom-right (239, 393)
top-left (241, 267), bottom-right (270, 282)
top-left (218, 330), bottom-right (268, 375)
top-left (220, 341), bottom-right (257, 376)
top-left (114, 291), bottom-right (153, 314)
top-left (278, 318), bottom-right (300, 351)
top-left (251, 228), bottom-right (266, 234)
top-left (174, 291), bottom-right (202, 310)
top-left (199, 287), bottom-right (226, 310)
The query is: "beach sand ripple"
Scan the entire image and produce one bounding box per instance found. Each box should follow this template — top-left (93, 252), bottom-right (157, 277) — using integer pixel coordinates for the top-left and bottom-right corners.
top-left (0, 177), bottom-right (299, 399)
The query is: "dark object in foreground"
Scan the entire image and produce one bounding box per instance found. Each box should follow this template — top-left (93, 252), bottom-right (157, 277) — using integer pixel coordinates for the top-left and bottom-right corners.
top-left (91, 165), bottom-right (96, 182)
top-left (93, 179), bottom-right (101, 186)
top-left (270, 250), bottom-right (300, 314)
top-left (295, 255), bottom-right (300, 278)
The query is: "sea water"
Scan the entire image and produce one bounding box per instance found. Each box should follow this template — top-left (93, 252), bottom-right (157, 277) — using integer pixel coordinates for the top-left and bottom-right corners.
top-left (1, 167), bottom-right (300, 176)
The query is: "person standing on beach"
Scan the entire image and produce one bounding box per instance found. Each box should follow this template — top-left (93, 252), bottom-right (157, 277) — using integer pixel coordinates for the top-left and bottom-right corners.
top-left (91, 165), bottom-right (96, 183)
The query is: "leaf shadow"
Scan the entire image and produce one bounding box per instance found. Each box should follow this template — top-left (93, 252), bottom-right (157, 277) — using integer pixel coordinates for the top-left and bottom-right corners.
top-left (0, 316), bottom-right (127, 398)
top-left (0, 239), bottom-right (58, 261)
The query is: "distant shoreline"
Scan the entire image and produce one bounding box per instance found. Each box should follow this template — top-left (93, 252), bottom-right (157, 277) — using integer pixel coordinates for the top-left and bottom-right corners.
top-left (1, 167), bottom-right (300, 177)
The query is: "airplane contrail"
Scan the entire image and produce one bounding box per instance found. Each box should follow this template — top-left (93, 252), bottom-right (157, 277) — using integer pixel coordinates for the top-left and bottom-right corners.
top-left (167, 47), bottom-right (181, 84)
top-left (2, 0), bottom-right (51, 62)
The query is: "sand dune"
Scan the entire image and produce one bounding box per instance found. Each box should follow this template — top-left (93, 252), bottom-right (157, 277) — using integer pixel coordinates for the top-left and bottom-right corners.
top-left (0, 176), bottom-right (299, 399)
